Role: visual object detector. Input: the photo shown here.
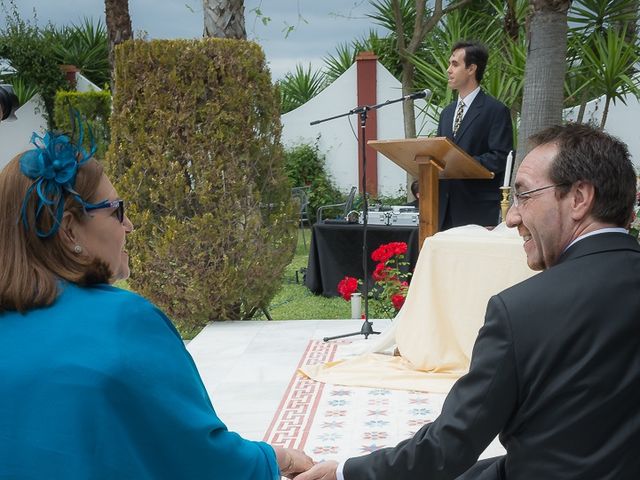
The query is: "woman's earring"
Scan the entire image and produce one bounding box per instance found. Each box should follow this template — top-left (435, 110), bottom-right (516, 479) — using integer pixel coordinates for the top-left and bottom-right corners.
top-left (73, 245), bottom-right (83, 254)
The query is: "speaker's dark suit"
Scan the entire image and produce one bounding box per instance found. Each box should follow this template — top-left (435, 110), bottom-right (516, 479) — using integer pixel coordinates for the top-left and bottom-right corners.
top-left (344, 232), bottom-right (640, 479)
top-left (437, 90), bottom-right (512, 230)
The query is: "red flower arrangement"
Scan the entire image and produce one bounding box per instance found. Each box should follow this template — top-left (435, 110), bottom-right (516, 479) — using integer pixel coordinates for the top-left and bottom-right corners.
top-left (337, 241), bottom-right (412, 318)
top-left (337, 276), bottom-right (360, 301)
top-left (391, 293), bottom-right (406, 310)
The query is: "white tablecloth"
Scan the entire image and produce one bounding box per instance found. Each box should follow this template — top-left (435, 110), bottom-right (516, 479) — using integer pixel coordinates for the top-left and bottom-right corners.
top-left (300, 224), bottom-right (536, 392)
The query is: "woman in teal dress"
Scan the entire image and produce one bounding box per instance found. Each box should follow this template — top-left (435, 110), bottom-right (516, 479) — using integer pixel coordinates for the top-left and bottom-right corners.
top-left (0, 130), bottom-right (313, 479)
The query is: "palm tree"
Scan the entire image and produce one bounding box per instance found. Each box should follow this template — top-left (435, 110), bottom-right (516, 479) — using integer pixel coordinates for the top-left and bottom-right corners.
top-left (278, 64), bottom-right (327, 113)
top-left (323, 31), bottom-right (400, 84)
top-left (515, 0), bottom-right (572, 167)
top-left (104, 0), bottom-right (132, 89)
top-left (576, 26), bottom-right (639, 128)
top-left (203, 0), bottom-right (246, 39)
top-left (49, 18), bottom-right (110, 88)
top-left (566, 0), bottom-right (640, 127)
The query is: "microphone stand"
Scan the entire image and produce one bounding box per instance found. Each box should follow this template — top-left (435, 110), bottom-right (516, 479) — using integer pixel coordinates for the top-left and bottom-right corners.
top-left (311, 92), bottom-right (423, 342)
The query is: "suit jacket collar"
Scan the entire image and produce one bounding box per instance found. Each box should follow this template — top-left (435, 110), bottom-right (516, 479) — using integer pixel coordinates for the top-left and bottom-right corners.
top-left (454, 89), bottom-right (486, 140)
top-left (557, 232), bottom-right (640, 265)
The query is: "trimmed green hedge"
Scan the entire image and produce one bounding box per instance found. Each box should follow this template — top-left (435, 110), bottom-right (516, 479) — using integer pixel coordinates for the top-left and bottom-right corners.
top-left (54, 90), bottom-right (111, 158)
top-left (106, 38), bottom-right (296, 333)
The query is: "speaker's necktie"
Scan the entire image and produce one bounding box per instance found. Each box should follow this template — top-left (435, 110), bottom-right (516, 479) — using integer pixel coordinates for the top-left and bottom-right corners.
top-left (453, 100), bottom-right (465, 136)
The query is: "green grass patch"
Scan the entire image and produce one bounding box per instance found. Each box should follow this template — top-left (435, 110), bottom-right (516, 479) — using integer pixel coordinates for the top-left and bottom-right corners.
top-left (253, 227), bottom-right (349, 320)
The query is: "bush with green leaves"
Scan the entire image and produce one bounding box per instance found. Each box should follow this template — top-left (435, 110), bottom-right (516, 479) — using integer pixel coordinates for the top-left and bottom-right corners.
top-left (54, 90), bottom-right (111, 158)
top-left (0, 0), bottom-right (67, 127)
top-left (284, 140), bottom-right (343, 223)
top-left (48, 17), bottom-right (110, 88)
top-left (106, 39), bottom-right (296, 334)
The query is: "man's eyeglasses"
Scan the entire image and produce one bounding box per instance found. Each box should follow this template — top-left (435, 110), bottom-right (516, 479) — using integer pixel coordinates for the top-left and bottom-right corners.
top-left (511, 184), bottom-right (567, 207)
top-left (85, 200), bottom-right (125, 223)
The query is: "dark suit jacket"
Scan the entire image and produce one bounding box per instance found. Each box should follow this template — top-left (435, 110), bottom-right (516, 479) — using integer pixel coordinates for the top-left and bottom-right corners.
top-left (437, 90), bottom-right (513, 229)
top-left (344, 232), bottom-right (640, 479)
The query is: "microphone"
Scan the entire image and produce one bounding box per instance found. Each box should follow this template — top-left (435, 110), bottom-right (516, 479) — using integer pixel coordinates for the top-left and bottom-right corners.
top-left (404, 89), bottom-right (432, 101)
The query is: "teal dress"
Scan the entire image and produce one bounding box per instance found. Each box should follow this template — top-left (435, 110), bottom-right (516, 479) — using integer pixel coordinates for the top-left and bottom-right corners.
top-left (0, 283), bottom-right (280, 479)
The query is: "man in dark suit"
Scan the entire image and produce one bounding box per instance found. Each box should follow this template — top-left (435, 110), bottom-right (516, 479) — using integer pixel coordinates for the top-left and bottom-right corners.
top-left (406, 180), bottom-right (419, 208)
top-left (437, 41), bottom-right (513, 230)
top-left (296, 123), bottom-right (640, 479)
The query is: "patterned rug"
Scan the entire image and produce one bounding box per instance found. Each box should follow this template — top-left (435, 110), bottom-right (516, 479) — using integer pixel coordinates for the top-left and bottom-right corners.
top-left (263, 339), bottom-right (446, 461)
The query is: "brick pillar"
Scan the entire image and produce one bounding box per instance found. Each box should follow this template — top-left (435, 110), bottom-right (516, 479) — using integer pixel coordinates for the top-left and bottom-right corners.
top-left (356, 51), bottom-right (378, 196)
top-left (59, 64), bottom-right (78, 89)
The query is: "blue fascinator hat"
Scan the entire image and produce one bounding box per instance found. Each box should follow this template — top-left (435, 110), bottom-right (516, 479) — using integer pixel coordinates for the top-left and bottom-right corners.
top-left (19, 114), bottom-right (98, 238)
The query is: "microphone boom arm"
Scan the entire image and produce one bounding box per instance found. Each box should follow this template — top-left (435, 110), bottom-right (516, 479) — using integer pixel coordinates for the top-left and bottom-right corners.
top-left (310, 90), bottom-right (430, 126)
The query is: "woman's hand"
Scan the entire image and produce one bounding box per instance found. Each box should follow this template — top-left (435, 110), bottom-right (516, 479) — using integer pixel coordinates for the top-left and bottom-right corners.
top-left (274, 446), bottom-right (315, 478)
top-left (294, 460), bottom-right (339, 480)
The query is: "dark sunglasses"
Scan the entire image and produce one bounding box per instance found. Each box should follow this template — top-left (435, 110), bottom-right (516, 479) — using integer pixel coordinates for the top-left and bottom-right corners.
top-left (85, 199), bottom-right (125, 223)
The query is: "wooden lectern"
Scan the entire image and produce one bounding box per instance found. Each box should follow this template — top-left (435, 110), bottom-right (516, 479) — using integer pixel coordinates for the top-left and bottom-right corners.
top-left (369, 137), bottom-right (494, 248)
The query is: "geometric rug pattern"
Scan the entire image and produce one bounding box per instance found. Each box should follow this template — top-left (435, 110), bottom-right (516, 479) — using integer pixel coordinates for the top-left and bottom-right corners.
top-left (263, 340), bottom-right (446, 462)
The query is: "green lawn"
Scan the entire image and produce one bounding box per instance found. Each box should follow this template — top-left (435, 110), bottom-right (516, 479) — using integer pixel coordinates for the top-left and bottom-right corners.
top-left (252, 227), bottom-right (350, 320)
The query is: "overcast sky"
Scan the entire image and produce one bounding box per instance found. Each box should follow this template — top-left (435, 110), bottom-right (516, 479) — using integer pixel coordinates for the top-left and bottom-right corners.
top-left (6, 0), bottom-right (382, 80)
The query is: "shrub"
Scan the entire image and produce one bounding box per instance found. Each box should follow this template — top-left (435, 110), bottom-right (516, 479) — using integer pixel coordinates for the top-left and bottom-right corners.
top-left (54, 90), bottom-right (111, 158)
top-left (106, 38), bottom-right (296, 334)
top-left (284, 140), bottom-right (342, 223)
top-left (0, 0), bottom-right (68, 127)
top-left (48, 17), bottom-right (110, 88)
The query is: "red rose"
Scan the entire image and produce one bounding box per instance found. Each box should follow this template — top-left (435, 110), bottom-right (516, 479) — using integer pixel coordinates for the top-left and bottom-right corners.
top-left (337, 276), bottom-right (359, 301)
top-left (389, 241), bottom-right (407, 256)
top-left (391, 294), bottom-right (405, 310)
top-left (371, 244), bottom-right (392, 263)
top-left (372, 262), bottom-right (392, 281)
top-left (371, 242), bottom-right (407, 263)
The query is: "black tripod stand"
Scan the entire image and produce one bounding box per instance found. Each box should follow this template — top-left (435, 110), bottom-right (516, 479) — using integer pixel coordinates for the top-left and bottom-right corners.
top-left (310, 90), bottom-right (430, 342)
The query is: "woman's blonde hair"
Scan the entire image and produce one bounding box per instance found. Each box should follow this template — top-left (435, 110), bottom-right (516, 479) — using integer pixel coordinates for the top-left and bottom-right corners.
top-left (0, 153), bottom-right (111, 312)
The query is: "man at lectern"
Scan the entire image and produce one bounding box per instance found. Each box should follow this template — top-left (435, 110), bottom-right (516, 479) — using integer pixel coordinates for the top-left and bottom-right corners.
top-left (437, 40), bottom-right (512, 230)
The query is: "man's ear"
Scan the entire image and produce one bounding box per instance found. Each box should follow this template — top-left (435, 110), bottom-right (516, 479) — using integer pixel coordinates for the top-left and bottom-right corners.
top-left (58, 211), bottom-right (78, 248)
top-left (466, 63), bottom-right (477, 76)
top-left (570, 181), bottom-right (595, 221)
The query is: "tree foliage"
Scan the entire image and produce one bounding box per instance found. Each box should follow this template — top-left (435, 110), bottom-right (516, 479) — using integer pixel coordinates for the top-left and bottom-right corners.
top-left (278, 63), bottom-right (327, 113)
top-left (48, 17), bottom-right (110, 88)
top-left (284, 141), bottom-right (342, 223)
top-left (106, 38), bottom-right (296, 332)
top-left (0, 2), bottom-right (111, 125)
top-left (0, 0), bottom-right (67, 127)
top-left (372, 0), bottom-right (473, 138)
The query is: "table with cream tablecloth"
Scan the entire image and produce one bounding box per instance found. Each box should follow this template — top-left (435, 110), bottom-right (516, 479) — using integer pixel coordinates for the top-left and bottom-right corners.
top-left (300, 223), bottom-right (537, 393)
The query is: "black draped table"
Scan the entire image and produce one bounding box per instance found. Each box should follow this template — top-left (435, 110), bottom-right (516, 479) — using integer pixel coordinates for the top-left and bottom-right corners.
top-left (305, 222), bottom-right (420, 297)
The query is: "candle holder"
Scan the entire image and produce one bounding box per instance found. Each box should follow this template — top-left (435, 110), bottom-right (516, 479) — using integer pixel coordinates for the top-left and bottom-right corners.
top-left (500, 186), bottom-right (511, 223)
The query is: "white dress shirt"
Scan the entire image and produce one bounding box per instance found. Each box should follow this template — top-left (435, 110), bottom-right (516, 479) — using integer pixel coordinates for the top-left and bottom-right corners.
top-left (564, 227), bottom-right (628, 252)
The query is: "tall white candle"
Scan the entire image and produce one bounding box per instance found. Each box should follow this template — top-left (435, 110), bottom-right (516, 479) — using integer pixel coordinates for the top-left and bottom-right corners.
top-left (502, 150), bottom-right (513, 188)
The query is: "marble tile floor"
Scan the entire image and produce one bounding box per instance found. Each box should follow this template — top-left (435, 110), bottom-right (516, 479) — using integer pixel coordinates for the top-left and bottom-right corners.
top-left (187, 318), bottom-right (507, 466)
top-left (186, 318), bottom-right (392, 442)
